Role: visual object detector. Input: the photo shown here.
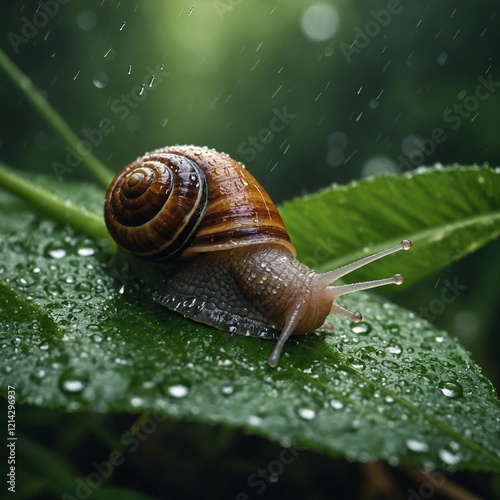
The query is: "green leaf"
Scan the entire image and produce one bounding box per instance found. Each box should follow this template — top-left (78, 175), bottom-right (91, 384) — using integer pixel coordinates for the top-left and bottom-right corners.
top-left (281, 165), bottom-right (500, 286)
top-left (1, 169), bottom-right (500, 472)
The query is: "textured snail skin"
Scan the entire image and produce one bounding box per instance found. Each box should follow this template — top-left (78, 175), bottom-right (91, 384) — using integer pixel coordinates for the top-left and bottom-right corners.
top-left (156, 244), bottom-right (332, 338)
top-left (105, 145), bottom-right (411, 367)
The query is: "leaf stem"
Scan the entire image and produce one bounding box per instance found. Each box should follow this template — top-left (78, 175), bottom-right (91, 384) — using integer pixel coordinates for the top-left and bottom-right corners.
top-left (0, 47), bottom-right (114, 187)
top-left (0, 162), bottom-right (116, 253)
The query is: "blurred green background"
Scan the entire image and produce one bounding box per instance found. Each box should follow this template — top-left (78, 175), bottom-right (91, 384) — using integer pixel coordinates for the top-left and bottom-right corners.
top-left (1, 1), bottom-right (499, 498)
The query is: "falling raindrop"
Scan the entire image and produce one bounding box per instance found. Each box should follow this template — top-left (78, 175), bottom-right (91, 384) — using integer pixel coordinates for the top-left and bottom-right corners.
top-left (104, 48), bottom-right (116, 60)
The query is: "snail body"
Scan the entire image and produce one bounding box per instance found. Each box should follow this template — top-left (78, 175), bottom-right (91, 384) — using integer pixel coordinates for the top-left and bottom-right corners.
top-left (104, 145), bottom-right (411, 367)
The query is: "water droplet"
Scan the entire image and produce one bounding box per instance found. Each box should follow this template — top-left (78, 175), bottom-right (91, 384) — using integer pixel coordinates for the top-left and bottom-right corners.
top-left (349, 359), bottom-right (366, 371)
top-left (168, 384), bottom-right (189, 398)
top-left (438, 448), bottom-right (462, 465)
top-left (386, 344), bottom-right (402, 355)
top-left (92, 72), bottom-right (109, 89)
top-left (31, 369), bottom-right (46, 382)
top-left (119, 21), bottom-right (126, 31)
top-left (39, 341), bottom-right (50, 351)
top-left (59, 369), bottom-right (87, 394)
top-left (130, 396), bottom-right (144, 408)
top-left (221, 385), bottom-right (234, 395)
top-left (48, 248), bottom-right (66, 259)
top-left (298, 408), bottom-right (316, 420)
top-left (406, 438), bottom-right (429, 453)
top-left (330, 399), bottom-right (344, 410)
top-left (77, 247), bottom-right (95, 257)
top-left (247, 415), bottom-right (262, 426)
top-left (384, 395), bottom-right (395, 404)
top-left (351, 322), bottom-right (372, 335)
top-left (90, 333), bottom-right (103, 343)
top-left (438, 380), bottom-right (463, 398)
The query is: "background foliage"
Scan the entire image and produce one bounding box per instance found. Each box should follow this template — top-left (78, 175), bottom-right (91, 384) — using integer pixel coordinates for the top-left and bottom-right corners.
top-left (1, 1), bottom-right (499, 498)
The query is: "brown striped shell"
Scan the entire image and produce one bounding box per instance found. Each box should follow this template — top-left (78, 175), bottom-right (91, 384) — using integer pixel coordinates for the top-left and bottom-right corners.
top-left (104, 145), bottom-right (295, 260)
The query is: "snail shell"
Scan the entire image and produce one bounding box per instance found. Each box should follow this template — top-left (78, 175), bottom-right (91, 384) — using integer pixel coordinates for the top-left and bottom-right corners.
top-left (104, 145), bottom-right (294, 260)
top-left (104, 145), bottom-right (411, 367)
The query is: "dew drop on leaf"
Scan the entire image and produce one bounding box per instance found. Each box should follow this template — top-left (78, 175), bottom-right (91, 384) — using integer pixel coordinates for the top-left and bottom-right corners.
top-left (130, 396), bottom-right (145, 408)
top-left (59, 369), bottom-right (87, 394)
top-left (386, 344), bottom-right (403, 355)
top-left (47, 248), bottom-right (66, 259)
top-left (330, 399), bottom-right (344, 410)
top-left (349, 359), bottom-right (366, 371)
top-left (351, 322), bottom-right (372, 335)
top-left (405, 438), bottom-right (429, 453)
top-left (438, 380), bottom-right (464, 398)
top-left (168, 384), bottom-right (189, 399)
top-left (438, 447), bottom-right (462, 465)
top-left (298, 408), bottom-right (316, 421)
top-left (247, 415), bottom-right (263, 426)
top-left (77, 247), bottom-right (95, 257)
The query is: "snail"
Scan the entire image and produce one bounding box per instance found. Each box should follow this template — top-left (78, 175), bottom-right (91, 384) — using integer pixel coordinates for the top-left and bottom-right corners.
top-left (104, 145), bottom-right (411, 367)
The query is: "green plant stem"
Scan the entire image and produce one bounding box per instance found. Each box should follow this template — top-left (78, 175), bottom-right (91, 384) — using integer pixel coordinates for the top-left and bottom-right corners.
top-left (0, 162), bottom-right (116, 253)
top-left (0, 47), bottom-right (113, 187)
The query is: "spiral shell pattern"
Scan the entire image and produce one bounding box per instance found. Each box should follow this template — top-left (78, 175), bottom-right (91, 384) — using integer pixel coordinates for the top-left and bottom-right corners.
top-left (104, 145), bottom-right (295, 260)
top-left (104, 153), bottom-right (207, 259)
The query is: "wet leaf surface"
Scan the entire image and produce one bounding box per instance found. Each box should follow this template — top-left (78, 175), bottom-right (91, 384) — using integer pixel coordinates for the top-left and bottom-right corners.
top-left (1, 167), bottom-right (499, 471)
